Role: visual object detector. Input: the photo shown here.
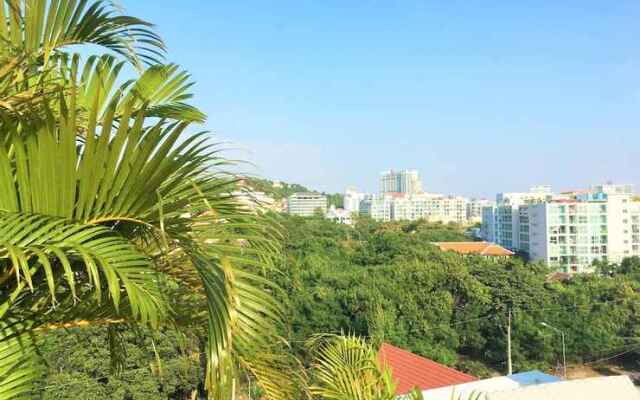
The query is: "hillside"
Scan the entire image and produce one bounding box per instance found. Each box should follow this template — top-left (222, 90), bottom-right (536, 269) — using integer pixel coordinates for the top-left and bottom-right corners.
top-left (244, 177), bottom-right (344, 207)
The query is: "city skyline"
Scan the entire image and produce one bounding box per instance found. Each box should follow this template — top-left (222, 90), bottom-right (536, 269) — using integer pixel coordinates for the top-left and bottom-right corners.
top-left (128, 1), bottom-right (640, 197)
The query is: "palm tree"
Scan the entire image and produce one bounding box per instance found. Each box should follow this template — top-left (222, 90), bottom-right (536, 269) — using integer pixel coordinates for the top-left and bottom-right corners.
top-left (306, 334), bottom-right (405, 400)
top-left (305, 335), bottom-right (487, 400)
top-left (0, 1), bottom-right (289, 399)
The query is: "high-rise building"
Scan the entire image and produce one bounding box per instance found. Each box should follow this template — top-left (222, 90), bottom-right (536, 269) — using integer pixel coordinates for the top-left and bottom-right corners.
top-left (344, 187), bottom-right (368, 214)
top-left (481, 186), bottom-right (554, 249)
top-left (380, 170), bottom-right (423, 195)
top-left (482, 184), bottom-right (640, 273)
top-left (466, 199), bottom-right (494, 224)
top-left (287, 192), bottom-right (327, 217)
top-left (360, 169), bottom-right (477, 224)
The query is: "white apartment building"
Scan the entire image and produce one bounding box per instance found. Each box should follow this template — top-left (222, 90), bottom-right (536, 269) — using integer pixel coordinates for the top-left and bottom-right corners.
top-left (364, 193), bottom-right (470, 224)
top-left (287, 192), bottom-right (327, 217)
top-left (380, 170), bottom-right (423, 194)
top-left (481, 186), bottom-right (554, 249)
top-left (467, 198), bottom-right (494, 224)
top-left (344, 187), bottom-right (368, 214)
top-left (366, 194), bottom-right (396, 222)
top-left (482, 185), bottom-right (640, 273)
top-left (326, 206), bottom-right (353, 225)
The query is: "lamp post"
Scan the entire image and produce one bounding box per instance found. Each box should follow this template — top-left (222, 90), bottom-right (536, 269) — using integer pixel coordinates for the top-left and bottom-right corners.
top-left (541, 322), bottom-right (567, 379)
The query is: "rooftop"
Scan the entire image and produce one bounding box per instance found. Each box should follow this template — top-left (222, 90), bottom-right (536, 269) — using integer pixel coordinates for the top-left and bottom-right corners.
top-left (378, 343), bottom-right (476, 395)
top-left (432, 242), bottom-right (515, 257)
top-left (488, 375), bottom-right (639, 400)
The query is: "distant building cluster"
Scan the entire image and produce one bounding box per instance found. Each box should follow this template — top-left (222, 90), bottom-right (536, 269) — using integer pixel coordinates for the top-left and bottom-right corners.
top-left (285, 169), bottom-right (492, 226)
top-left (481, 183), bottom-right (640, 273)
top-left (349, 170), bottom-right (491, 225)
top-left (257, 173), bottom-right (640, 275)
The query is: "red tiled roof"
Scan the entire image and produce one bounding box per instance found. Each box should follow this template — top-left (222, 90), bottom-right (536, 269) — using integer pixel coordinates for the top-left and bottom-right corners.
top-left (433, 242), bottom-right (515, 257)
top-left (378, 343), bottom-right (477, 395)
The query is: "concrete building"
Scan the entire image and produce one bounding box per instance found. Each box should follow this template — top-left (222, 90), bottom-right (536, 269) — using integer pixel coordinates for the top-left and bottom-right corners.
top-left (344, 187), bottom-right (368, 214)
top-left (232, 190), bottom-right (277, 213)
top-left (366, 194), bottom-right (397, 222)
top-left (380, 170), bottom-right (422, 195)
top-left (326, 205), bottom-right (353, 225)
top-left (482, 184), bottom-right (640, 273)
top-left (467, 198), bottom-right (494, 224)
top-left (364, 193), bottom-right (470, 224)
top-left (287, 192), bottom-right (327, 217)
top-left (481, 186), bottom-right (554, 249)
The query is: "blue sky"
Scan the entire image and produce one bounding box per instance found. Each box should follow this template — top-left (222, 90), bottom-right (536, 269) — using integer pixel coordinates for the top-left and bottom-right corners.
top-left (127, 1), bottom-right (640, 198)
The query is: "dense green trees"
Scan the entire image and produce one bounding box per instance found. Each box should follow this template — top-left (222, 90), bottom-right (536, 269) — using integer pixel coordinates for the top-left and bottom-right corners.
top-left (40, 328), bottom-right (202, 400)
top-left (35, 215), bottom-right (640, 397)
top-left (275, 216), bottom-right (640, 377)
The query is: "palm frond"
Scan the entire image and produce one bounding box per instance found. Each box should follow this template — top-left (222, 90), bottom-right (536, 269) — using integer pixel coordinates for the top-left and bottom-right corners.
top-left (307, 334), bottom-right (398, 400)
top-left (0, 0), bottom-right (165, 65)
top-left (0, 211), bottom-right (166, 325)
top-left (0, 320), bottom-right (43, 400)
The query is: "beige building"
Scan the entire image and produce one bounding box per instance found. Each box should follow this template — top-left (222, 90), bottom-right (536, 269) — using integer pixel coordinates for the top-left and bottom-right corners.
top-left (287, 192), bottom-right (327, 217)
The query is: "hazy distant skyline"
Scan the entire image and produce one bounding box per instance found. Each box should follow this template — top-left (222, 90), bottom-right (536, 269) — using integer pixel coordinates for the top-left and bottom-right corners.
top-left (130, 1), bottom-right (640, 198)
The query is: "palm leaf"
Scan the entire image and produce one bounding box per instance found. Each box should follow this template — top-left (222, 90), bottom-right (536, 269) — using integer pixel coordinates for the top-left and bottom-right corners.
top-left (0, 212), bottom-right (166, 325)
top-left (0, 320), bottom-right (43, 400)
top-left (0, 0), bottom-right (165, 65)
top-left (307, 334), bottom-right (399, 400)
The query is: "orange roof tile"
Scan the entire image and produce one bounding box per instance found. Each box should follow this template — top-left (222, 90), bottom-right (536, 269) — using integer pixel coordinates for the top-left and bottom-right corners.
top-left (378, 343), bottom-right (477, 395)
top-left (433, 242), bottom-right (515, 256)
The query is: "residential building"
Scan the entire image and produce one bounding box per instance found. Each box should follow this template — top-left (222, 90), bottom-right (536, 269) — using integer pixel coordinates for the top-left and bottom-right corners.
top-left (343, 187), bottom-right (368, 214)
top-left (365, 193), bottom-right (470, 224)
top-left (326, 205), bottom-right (353, 225)
top-left (366, 194), bottom-right (397, 222)
top-left (481, 186), bottom-right (554, 249)
top-left (593, 183), bottom-right (634, 195)
top-left (358, 194), bottom-right (373, 217)
top-left (482, 184), bottom-right (640, 273)
top-left (287, 192), bottom-right (327, 217)
top-left (380, 169), bottom-right (422, 194)
top-left (466, 198), bottom-right (494, 224)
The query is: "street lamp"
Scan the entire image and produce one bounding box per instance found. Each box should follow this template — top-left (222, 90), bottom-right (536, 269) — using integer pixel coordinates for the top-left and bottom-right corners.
top-left (541, 322), bottom-right (567, 379)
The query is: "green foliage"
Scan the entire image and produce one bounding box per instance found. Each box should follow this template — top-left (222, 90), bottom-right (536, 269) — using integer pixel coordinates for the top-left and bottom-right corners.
top-left (326, 193), bottom-right (344, 209)
top-left (306, 334), bottom-right (400, 400)
top-left (39, 327), bottom-right (202, 400)
top-left (273, 214), bottom-right (640, 376)
top-left (244, 177), bottom-right (311, 200)
top-left (243, 177), bottom-right (343, 208)
top-left (0, 1), bottom-right (288, 399)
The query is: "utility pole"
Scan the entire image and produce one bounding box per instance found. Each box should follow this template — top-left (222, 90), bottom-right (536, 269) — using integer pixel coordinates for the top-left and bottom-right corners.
top-left (507, 309), bottom-right (513, 375)
top-left (541, 322), bottom-right (567, 379)
top-left (560, 330), bottom-right (567, 379)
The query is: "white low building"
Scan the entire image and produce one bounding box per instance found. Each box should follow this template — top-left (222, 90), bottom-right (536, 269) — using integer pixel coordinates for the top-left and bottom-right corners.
top-left (326, 206), bottom-right (354, 225)
top-left (362, 193), bottom-right (471, 224)
top-left (232, 190), bottom-right (277, 213)
top-left (287, 192), bottom-right (327, 217)
top-left (419, 375), bottom-right (638, 400)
